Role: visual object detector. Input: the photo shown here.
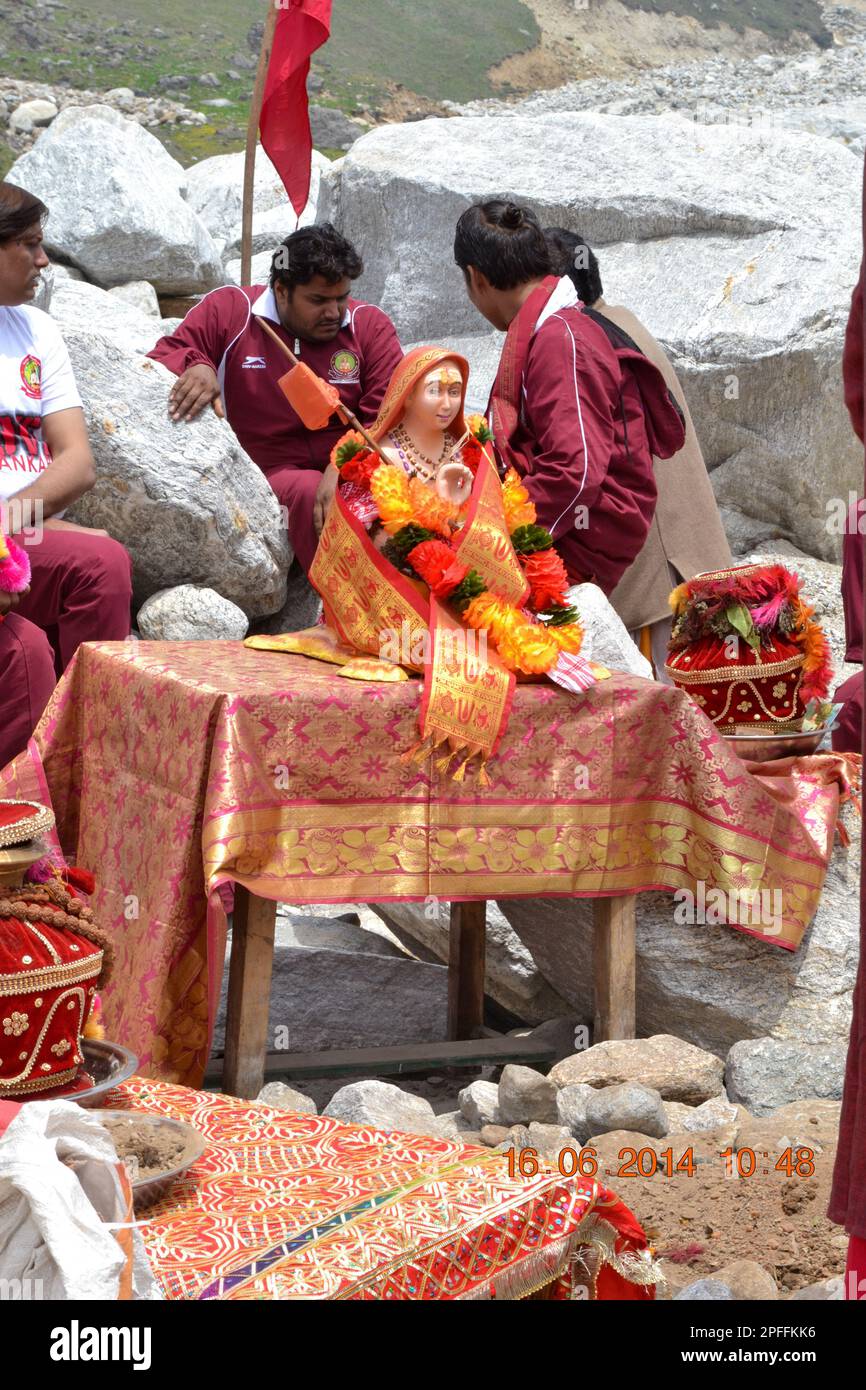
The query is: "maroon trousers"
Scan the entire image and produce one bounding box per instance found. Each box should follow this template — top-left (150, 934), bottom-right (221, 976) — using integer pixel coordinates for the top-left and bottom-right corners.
top-left (13, 528), bottom-right (132, 676)
top-left (0, 613), bottom-right (56, 769)
top-left (0, 527), bottom-right (132, 770)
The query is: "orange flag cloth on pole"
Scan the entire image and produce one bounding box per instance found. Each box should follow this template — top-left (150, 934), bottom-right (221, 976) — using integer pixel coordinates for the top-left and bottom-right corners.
top-left (260, 0), bottom-right (333, 216)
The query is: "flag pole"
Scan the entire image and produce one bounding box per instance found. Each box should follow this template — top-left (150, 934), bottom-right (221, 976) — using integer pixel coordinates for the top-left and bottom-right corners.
top-left (241, 0), bottom-right (279, 287)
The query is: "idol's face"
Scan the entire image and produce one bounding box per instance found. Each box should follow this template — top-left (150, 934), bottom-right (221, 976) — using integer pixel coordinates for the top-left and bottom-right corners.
top-left (0, 221), bottom-right (49, 306)
top-left (276, 274), bottom-right (351, 342)
top-left (405, 361), bottom-right (464, 433)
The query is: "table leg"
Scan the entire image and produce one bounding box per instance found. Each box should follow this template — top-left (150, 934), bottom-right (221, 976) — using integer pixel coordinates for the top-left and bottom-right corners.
top-left (223, 887), bottom-right (278, 1099)
top-left (593, 896), bottom-right (636, 1042)
top-left (447, 901), bottom-right (487, 1040)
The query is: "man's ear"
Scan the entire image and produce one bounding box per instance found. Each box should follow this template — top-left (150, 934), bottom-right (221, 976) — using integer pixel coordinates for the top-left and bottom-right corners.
top-left (466, 265), bottom-right (487, 295)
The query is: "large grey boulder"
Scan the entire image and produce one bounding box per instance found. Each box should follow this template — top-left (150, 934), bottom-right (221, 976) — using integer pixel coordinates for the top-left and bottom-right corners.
top-left (725, 1038), bottom-right (847, 1116)
top-left (49, 276), bottom-right (168, 355)
top-left (550, 1035), bottom-right (725, 1105)
top-left (326, 112), bottom-right (862, 561)
top-left (214, 910), bottom-right (447, 1056)
top-left (137, 586), bottom-right (249, 642)
top-left (108, 281), bottom-right (161, 318)
top-left (368, 898), bottom-right (570, 1023)
top-left (497, 1065), bottom-right (558, 1125)
top-left (9, 106), bottom-right (223, 294)
top-left (183, 145), bottom-right (328, 261)
top-left (584, 1081), bottom-right (668, 1138)
top-left (323, 1081), bottom-right (438, 1135)
top-left (62, 334), bottom-right (289, 618)
top-left (499, 806), bottom-right (861, 1060)
top-left (566, 582), bottom-right (652, 676)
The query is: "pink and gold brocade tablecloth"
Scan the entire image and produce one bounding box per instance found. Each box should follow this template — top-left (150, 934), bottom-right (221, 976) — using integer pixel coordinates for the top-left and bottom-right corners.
top-left (0, 640), bottom-right (851, 1088)
top-left (110, 1076), bottom-right (655, 1300)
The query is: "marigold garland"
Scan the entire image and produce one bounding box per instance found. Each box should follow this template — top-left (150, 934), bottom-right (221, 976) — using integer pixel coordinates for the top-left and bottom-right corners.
top-left (333, 416), bottom-right (583, 677)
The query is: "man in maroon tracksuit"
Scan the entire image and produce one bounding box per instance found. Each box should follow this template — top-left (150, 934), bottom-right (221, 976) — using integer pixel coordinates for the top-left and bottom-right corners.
top-left (149, 223), bottom-right (402, 574)
top-left (453, 201), bottom-right (684, 597)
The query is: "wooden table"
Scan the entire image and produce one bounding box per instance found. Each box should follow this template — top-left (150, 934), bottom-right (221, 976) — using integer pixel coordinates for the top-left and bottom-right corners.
top-left (221, 889), bottom-right (636, 1100)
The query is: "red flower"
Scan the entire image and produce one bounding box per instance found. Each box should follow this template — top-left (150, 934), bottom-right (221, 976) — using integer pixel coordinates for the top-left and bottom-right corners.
top-left (461, 437), bottom-right (484, 475)
top-left (522, 548), bottom-right (569, 611)
top-left (341, 449), bottom-right (379, 488)
top-left (407, 540), bottom-right (467, 598)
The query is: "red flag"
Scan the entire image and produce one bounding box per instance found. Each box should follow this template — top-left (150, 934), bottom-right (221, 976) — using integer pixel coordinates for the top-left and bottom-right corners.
top-left (260, 0), bottom-right (333, 217)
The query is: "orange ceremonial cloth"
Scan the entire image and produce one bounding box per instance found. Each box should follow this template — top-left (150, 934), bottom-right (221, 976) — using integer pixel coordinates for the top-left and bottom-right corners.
top-left (0, 641), bottom-right (851, 1088)
top-left (108, 1075), bottom-right (655, 1300)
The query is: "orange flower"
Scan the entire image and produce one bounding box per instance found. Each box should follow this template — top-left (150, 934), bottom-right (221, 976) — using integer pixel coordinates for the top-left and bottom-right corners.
top-left (407, 476), bottom-right (458, 538)
top-left (547, 621), bottom-right (584, 655)
top-left (502, 468), bottom-right (536, 531)
top-left (370, 463), bottom-right (414, 534)
top-left (522, 548), bottom-right (570, 611)
top-left (496, 610), bottom-right (560, 673)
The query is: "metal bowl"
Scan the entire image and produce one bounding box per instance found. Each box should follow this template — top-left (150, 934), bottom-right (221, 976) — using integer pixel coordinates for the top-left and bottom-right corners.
top-left (722, 726), bottom-right (830, 763)
top-left (72, 1038), bottom-right (139, 1107)
top-left (97, 1110), bottom-right (206, 1212)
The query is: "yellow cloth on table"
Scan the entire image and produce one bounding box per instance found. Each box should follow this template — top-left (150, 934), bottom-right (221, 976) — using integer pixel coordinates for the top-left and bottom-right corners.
top-left (244, 627), bottom-right (408, 682)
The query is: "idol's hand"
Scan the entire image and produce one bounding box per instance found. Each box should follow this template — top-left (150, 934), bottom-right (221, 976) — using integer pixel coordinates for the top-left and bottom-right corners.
top-left (169, 364), bottom-right (225, 423)
top-left (436, 460), bottom-right (473, 506)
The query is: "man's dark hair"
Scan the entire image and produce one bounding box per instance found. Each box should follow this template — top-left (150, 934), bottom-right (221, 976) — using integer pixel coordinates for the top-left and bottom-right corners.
top-left (0, 182), bottom-right (47, 245)
top-left (270, 222), bottom-right (362, 291)
top-left (453, 200), bottom-right (552, 290)
top-left (545, 227), bottom-right (603, 305)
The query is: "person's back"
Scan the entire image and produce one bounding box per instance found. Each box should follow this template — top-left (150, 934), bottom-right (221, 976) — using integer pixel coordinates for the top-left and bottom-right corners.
top-left (454, 201), bottom-right (684, 598)
top-left (545, 226), bottom-right (731, 669)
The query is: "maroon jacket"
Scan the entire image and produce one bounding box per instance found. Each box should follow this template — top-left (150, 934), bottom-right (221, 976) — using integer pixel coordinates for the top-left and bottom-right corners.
top-left (148, 285), bottom-right (402, 570)
top-left (501, 300), bottom-right (684, 595)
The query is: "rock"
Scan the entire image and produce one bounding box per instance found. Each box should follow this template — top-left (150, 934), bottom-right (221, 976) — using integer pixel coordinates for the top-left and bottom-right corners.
top-left (726, 1039), bottom-right (847, 1115)
top-left (480, 1124), bottom-right (510, 1147)
top-left (250, 559), bottom-right (323, 635)
top-left (674, 1279), bottom-right (734, 1301)
top-left (550, 1036), bottom-right (725, 1106)
top-left (527, 1121), bottom-right (573, 1161)
top-left (9, 98), bottom-right (57, 132)
top-left (734, 1098), bottom-right (841, 1151)
top-left (499, 812), bottom-right (861, 1059)
top-left (662, 1095), bottom-right (740, 1135)
top-left (225, 248), bottom-right (277, 288)
top-left (310, 104), bottom-right (367, 152)
top-left (713, 1260), bottom-right (778, 1300)
top-left (789, 1276), bottom-right (844, 1301)
top-left (501, 1125), bottom-right (532, 1151)
top-left (183, 146), bottom-right (327, 259)
top-left (199, 73), bottom-right (220, 89)
top-left (720, 505), bottom-right (787, 558)
top-left (9, 106), bottom-right (223, 294)
top-left (58, 333), bottom-right (289, 618)
top-left (104, 87), bottom-right (136, 112)
top-left (136, 586), bottom-right (250, 641)
top-left (497, 1065), bottom-right (558, 1125)
top-left (32, 261), bottom-right (54, 313)
top-left (566, 582), bottom-right (652, 677)
top-left (515, 1016), bottom-right (588, 1064)
top-left (108, 280), bottom-right (161, 317)
top-left (213, 906), bottom-right (446, 1056)
top-left (556, 1084), bottom-right (596, 1143)
top-left (458, 1079), bottom-right (501, 1128)
top-left (428, 1110), bottom-right (474, 1139)
top-left (323, 1081), bottom-right (437, 1135)
top-left (49, 276), bottom-right (165, 353)
top-left (367, 898), bottom-right (569, 1023)
top-left (584, 1082), bottom-right (668, 1138)
top-left (257, 1081), bottom-right (317, 1114)
top-left (328, 112), bottom-right (862, 560)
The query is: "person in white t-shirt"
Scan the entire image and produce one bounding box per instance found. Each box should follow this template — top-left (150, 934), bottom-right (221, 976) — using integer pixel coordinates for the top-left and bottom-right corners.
top-left (0, 181), bottom-right (132, 766)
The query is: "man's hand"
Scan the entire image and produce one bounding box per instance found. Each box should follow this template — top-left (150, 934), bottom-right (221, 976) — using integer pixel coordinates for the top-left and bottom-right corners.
top-left (169, 364), bottom-right (225, 423)
top-left (43, 518), bottom-right (110, 538)
top-left (313, 465), bottom-right (339, 536)
top-left (0, 589), bottom-right (23, 617)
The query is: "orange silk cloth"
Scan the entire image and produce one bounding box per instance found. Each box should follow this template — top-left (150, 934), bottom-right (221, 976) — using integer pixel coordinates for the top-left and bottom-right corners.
top-left (311, 454), bottom-right (522, 762)
top-left (1, 640), bottom-right (848, 1089)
